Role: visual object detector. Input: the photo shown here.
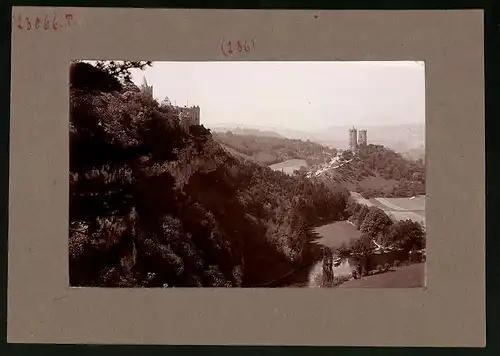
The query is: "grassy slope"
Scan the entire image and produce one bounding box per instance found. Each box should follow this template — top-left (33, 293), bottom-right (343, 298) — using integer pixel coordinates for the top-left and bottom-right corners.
top-left (339, 263), bottom-right (425, 288)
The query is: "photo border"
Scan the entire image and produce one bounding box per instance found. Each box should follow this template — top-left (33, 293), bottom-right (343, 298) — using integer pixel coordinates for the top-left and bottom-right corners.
top-left (1, 1), bottom-right (490, 352)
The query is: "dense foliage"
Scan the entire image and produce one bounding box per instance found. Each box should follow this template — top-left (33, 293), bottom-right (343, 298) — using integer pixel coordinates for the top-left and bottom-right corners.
top-left (93, 60), bottom-right (153, 82)
top-left (213, 131), bottom-right (337, 166)
top-left (337, 199), bottom-right (426, 257)
top-left (69, 62), bottom-right (349, 288)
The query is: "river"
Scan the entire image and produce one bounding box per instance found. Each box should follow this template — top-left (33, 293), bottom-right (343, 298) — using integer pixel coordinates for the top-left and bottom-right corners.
top-left (271, 220), bottom-right (360, 287)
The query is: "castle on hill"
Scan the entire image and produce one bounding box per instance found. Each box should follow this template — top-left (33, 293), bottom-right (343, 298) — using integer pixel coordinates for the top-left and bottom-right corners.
top-left (141, 76), bottom-right (200, 133)
top-left (348, 127), bottom-right (368, 151)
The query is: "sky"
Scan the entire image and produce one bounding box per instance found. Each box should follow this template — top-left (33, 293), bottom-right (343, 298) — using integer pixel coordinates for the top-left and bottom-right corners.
top-left (130, 61), bottom-right (425, 133)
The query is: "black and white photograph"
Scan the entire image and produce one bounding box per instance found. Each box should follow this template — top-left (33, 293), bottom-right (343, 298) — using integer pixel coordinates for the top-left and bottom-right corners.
top-left (69, 60), bottom-right (426, 288)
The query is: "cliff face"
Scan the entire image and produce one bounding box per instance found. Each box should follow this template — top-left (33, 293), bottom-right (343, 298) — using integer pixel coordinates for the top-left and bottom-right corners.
top-left (69, 64), bottom-right (349, 288)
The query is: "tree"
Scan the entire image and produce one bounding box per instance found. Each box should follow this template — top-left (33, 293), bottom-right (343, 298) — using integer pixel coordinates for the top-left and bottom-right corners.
top-left (386, 220), bottom-right (425, 251)
top-left (93, 60), bottom-right (153, 82)
top-left (350, 234), bottom-right (372, 255)
top-left (354, 205), bottom-right (370, 229)
top-left (70, 61), bottom-right (123, 92)
top-left (336, 241), bottom-right (351, 258)
top-left (161, 96), bottom-right (172, 107)
top-left (360, 206), bottom-right (393, 240)
top-left (341, 150), bottom-right (354, 161)
top-left (343, 198), bottom-right (357, 219)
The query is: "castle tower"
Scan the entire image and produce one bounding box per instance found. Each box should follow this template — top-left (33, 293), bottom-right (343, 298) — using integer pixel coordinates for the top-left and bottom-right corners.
top-left (192, 105), bottom-right (200, 126)
top-left (358, 129), bottom-right (367, 145)
top-left (349, 127), bottom-right (358, 152)
top-left (179, 108), bottom-right (190, 133)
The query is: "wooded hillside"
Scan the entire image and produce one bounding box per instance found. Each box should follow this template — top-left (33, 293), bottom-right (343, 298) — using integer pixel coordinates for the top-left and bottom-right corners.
top-left (213, 131), bottom-right (337, 166)
top-left (323, 145), bottom-right (425, 198)
top-left (69, 62), bottom-right (349, 288)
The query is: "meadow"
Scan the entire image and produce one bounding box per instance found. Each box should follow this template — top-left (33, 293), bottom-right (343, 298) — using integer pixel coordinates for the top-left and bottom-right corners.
top-left (268, 159), bottom-right (308, 175)
top-left (351, 193), bottom-right (426, 226)
top-left (339, 263), bottom-right (425, 288)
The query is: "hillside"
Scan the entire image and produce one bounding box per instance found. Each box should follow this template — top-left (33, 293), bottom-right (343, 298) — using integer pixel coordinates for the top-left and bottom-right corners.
top-left (311, 144), bottom-right (425, 198)
top-left (210, 126), bottom-right (285, 138)
top-left (212, 131), bottom-right (337, 166)
top-left (213, 129), bottom-right (425, 199)
top-left (69, 62), bottom-right (349, 288)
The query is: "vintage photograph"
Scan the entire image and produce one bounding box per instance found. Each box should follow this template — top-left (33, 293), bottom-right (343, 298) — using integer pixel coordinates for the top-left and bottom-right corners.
top-left (69, 60), bottom-right (426, 288)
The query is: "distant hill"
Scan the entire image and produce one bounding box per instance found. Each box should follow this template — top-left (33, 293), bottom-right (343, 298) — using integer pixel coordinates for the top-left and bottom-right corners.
top-left (212, 132), bottom-right (337, 166)
top-left (401, 145), bottom-right (425, 161)
top-left (210, 126), bottom-right (285, 138)
top-left (209, 123), bottom-right (425, 156)
top-left (313, 124), bottom-right (425, 154)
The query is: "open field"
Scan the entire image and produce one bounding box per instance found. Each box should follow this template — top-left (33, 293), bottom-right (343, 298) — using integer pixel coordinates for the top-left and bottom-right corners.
top-left (339, 263), bottom-right (425, 288)
top-left (350, 192), bottom-right (426, 226)
top-left (349, 191), bottom-right (375, 207)
top-left (269, 159), bottom-right (308, 175)
top-left (386, 211), bottom-right (425, 225)
top-left (373, 196), bottom-right (426, 212)
top-left (312, 221), bottom-right (361, 249)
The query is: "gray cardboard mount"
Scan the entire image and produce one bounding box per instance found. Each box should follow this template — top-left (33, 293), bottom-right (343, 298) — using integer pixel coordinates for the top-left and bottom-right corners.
top-left (9, 7), bottom-right (485, 347)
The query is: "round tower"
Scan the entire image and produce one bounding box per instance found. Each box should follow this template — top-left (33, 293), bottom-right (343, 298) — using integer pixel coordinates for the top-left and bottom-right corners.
top-left (349, 127), bottom-right (358, 152)
top-left (358, 129), bottom-right (367, 146)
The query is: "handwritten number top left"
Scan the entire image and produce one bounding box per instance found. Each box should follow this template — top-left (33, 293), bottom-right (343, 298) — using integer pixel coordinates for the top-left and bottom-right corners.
top-left (14, 14), bottom-right (75, 30)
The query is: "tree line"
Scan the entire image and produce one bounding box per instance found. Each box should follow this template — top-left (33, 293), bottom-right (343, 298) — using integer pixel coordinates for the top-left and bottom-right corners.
top-left (336, 199), bottom-right (426, 259)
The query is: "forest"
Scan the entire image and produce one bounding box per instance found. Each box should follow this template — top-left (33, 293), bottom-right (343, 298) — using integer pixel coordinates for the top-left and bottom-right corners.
top-left (69, 61), bottom-right (350, 288)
